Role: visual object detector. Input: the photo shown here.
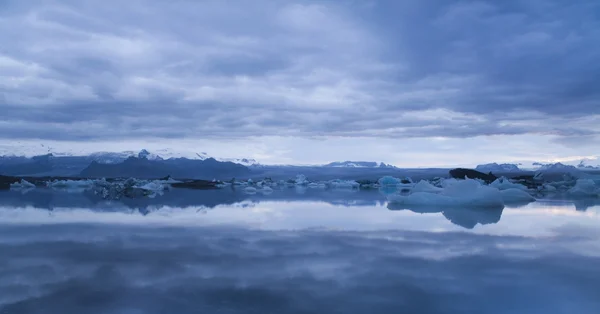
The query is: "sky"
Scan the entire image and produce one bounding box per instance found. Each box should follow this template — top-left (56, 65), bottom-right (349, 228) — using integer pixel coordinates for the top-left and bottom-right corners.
top-left (0, 0), bottom-right (599, 167)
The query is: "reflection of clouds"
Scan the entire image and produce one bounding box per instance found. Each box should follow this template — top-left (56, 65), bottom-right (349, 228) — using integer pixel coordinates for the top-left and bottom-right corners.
top-left (0, 225), bottom-right (599, 313)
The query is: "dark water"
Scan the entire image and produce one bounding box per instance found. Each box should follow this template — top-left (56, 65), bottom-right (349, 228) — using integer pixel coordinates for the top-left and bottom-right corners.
top-left (1, 188), bottom-right (599, 313)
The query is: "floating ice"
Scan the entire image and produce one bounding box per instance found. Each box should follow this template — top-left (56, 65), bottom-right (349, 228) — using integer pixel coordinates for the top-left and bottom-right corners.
top-left (308, 182), bottom-right (327, 189)
top-left (500, 188), bottom-right (536, 204)
top-left (9, 179), bottom-right (36, 190)
top-left (47, 179), bottom-right (96, 189)
top-left (388, 179), bottom-right (504, 209)
top-left (378, 176), bottom-right (401, 186)
top-left (568, 179), bottom-right (599, 197)
top-left (490, 177), bottom-right (528, 191)
top-left (295, 174), bottom-right (309, 186)
top-left (411, 180), bottom-right (443, 193)
top-left (327, 179), bottom-right (360, 189)
top-left (378, 176), bottom-right (412, 187)
top-left (138, 181), bottom-right (169, 193)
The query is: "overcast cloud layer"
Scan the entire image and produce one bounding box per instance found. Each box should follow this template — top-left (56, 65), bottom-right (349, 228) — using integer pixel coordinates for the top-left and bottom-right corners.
top-left (1, 0), bottom-right (599, 165)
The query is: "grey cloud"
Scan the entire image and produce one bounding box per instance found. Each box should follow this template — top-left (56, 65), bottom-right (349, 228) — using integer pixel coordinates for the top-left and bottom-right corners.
top-left (0, 0), bottom-right (598, 142)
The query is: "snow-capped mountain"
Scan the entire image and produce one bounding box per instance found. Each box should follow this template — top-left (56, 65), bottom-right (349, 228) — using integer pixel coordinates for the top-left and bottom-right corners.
top-left (323, 161), bottom-right (397, 168)
top-left (475, 163), bottom-right (521, 173)
top-left (220, 158), bottom-right (261, 167)
top-left (535, 162), bottom-right (579, 173)
top-left (0, 146), bottom-right (261, 168)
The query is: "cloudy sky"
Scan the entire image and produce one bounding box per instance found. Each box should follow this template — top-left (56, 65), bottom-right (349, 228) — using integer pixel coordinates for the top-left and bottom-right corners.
top-left (1, 0), bottom-right (599, 166)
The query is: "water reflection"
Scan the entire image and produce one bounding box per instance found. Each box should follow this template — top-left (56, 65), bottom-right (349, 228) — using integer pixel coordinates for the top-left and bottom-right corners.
top-left (0, 225), bottom-right (599, 313)
top-left (387, 203), bottom-right (503, 229)
top-left (1, 190), bottom-right (600, 313)
top-left (1, 188), bottom-right (599, 234)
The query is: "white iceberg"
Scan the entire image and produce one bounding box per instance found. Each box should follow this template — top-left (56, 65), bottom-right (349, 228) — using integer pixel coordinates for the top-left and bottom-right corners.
top-left (308, 182), bottom-right (327, 189)
top-left (138, 181), bottom-right (169, 193)
top-left (47, 179), bottom-right (96, 189)
top-left (568, 179), bottom-right (599, 197)
top-left (500, 188), bottom-right (536, 204)
top-left (490, 177), bottom-right (528, 191)
top-left (388, 179), bottom-right (504, 209)
top-left (411, 180), bottom-right (443, 193)
top-left (378, 176), bottom-right (402, 186)
top-left (10, 179), bottom-right (36, 190)
top-left (540, 184), bottom-right (557, 192)
top-left (295, 174), bottom-right (309, 186)
top-left (327, 179), bottom-right (360, 189)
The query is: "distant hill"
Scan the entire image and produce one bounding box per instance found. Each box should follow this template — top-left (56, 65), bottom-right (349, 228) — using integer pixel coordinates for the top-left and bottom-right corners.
top-left (323, 161), bottom-right (396, 168)
top-left (79, 156), bottom-right (250, 179)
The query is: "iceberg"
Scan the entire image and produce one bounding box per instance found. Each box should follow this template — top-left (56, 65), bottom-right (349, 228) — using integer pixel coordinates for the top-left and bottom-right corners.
top-left (47, 179), bottom-right (96, 189)
top-left (388, 179), bottom-right (504, 209)
top-left (500, 188), bottom-right (536, 204)
top-left (568, 179), bottom-right (599, 197)
top-left (411, 180), bottom-right (443, 193)
top-left (138, 181), bottom-right (169, 193)
top-left (327, 179), bottom-right (360, 189)
top-left (489, 177), bottom-right (528, 191)
top-left (308, 182), bottom-right (327, 189)
top-left (295, 174), bottom-right (309, 186)
top-left (378, 176), bottom-right (412, 187)
top-left (9, 179), bottom-right (36, 190)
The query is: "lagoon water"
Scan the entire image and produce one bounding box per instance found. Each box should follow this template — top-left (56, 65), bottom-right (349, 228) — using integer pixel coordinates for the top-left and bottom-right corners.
top-left (1, 188), bottom-right (599, 313)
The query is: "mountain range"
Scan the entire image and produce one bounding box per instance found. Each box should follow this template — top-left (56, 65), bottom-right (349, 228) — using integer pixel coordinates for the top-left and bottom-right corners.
top-left (1, 148), bottom-right (598, 179)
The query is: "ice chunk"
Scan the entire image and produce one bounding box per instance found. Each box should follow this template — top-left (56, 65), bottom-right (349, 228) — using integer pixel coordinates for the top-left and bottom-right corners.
top-left (540, 184), bottom-right (557, 192)
top-left (10, 179), bottom-right (36, 190)
top-left (411, 180), bottom-right (443, 193)
top-left (500, 188), bottom-right (536, 204)
top-left (295, 174), bottom-right (309, 186)
top-left (378, 176), bottom-right (413, 187)
top-left (568, 179), bottom-right (599, 197)
top-left (308, 182), bottom-right (327, 189)
top-left (378, 176), bottom-right (402, 186)
top-left (388, 179), bottom-right (504, 209)
top-left (327, 179), bottom-right (359, 189)
top-left (138, 181), bottom-right (169, 193)
top-left (47, 179), bottom-right (96, 189)
top-left (490, 177), bottom-right (528, 191)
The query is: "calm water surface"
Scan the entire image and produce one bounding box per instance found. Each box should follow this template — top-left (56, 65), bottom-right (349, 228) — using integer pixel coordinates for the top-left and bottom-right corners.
top-left (0, 188), bottom-right (599, 313)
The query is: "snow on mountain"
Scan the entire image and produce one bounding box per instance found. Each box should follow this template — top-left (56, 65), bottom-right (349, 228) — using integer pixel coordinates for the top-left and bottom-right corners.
top-left (475, 163), bottom-right (521, 173)
top-left (536, 162), bottom-right (580, 173)
top-left (0, 145), bottom-right (261, 167)
top-left (220, 158), bottom-right (261, 167)
top-left (323, 161), bottom-right (396, 168)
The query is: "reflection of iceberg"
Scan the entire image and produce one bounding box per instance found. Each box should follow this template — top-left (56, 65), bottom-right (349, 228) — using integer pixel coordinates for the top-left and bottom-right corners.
top-left (442, 207), bottom-right (503, 229)
top-left (568, 179), bottom-right (599, 198)
top-left (387, 202), bottom-right (504, 229)
top-left (500, 189), bottom-right (536, 204)
top-left (572, 198), bottom-right (600, 212)
top-left (388, 180), bottom-right (505, 209)
top-left (0, 188), bottom-right (388, 213)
